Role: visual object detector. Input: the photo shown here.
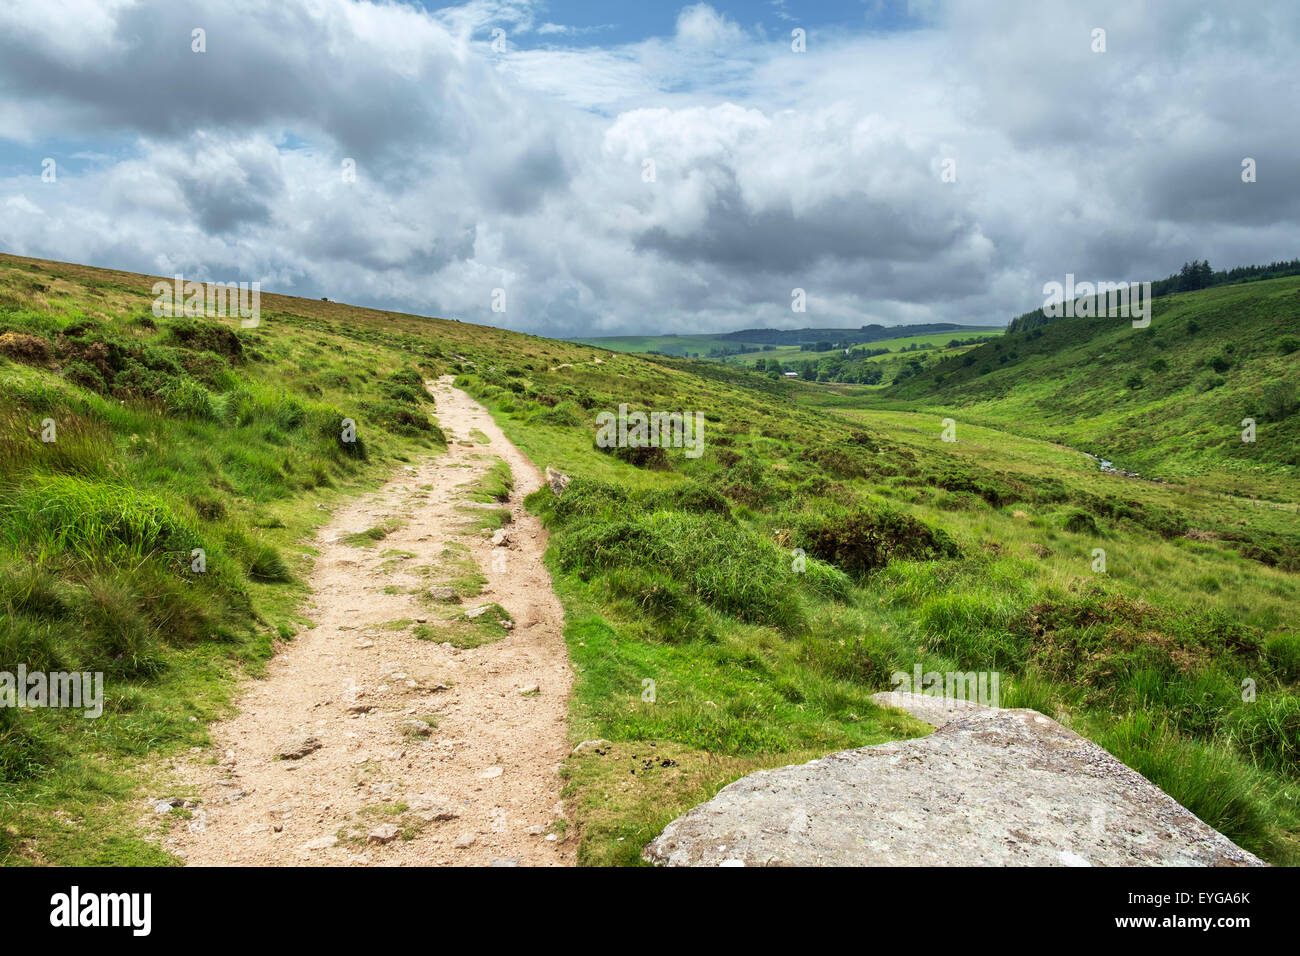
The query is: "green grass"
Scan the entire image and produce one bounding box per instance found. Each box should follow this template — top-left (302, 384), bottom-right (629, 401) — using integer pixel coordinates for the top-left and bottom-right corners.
top-left (570, 328), bottom-right (1001, 390)
top-left (457, 505), bottom-right (512, 533)
top-left (416, 543), bottom-right (485, 602)
top-left (569, 327), bottom-right (999, 363)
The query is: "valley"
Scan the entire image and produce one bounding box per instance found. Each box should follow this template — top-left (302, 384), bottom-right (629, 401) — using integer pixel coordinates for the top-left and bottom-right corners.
top-left (0, 251), bottom-right (1297, 867)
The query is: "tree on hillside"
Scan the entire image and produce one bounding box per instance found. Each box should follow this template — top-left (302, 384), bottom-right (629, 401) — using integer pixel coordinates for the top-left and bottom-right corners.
top-left (1178, 259), bottom-right (1213, 292)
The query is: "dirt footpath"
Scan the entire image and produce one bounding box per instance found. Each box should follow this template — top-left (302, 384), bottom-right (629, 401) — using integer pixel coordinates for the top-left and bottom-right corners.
top-left (164, 376), bottom-right (573, 866)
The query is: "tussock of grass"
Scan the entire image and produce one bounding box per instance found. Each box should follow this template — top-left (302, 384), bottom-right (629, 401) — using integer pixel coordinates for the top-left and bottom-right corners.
top-left (466, 457), bottom-right (513, 503)
top-left (456, 505), bottom-right (511, 533)
top-left (340, 522), bottom-right (401, 547)
top-left (414, 544), bottom-right (486, 606)
top-left (442, 603), bottom-right (512, 649)
top-left (1093, 712), bottom-right (1297, 861)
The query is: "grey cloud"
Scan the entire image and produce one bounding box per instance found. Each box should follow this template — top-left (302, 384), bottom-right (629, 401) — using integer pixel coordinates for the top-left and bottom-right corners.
top-left (0, 1), bottom-right (464, 168)
top-left (0, 0), bottom-right (1296, 337)
top-left (479, 138), bottom-right (571, 214)
top-left (634, 180), bottom-right (978, 275)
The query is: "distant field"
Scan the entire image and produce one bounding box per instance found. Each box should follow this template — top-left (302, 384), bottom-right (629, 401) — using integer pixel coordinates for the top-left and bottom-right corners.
top-left (570, 327), bottom-right (1002, 361)
top-left (727, 330), bottom-right (1003, 365)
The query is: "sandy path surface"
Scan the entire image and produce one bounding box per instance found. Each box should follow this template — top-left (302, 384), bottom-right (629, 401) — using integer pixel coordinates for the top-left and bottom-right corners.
top-left (165, 376), bottom-right (574, 866)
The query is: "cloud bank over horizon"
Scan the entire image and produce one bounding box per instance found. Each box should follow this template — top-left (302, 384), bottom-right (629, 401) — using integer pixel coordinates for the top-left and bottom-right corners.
top-left (1, 0), bottom-right (1296, 336)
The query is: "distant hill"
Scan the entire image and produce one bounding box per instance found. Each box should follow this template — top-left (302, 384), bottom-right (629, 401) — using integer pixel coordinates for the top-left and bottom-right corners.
top-left (888, 275), bottom-right (1300, 492)
top-left (1005, 258), bottom-right (1300, 335)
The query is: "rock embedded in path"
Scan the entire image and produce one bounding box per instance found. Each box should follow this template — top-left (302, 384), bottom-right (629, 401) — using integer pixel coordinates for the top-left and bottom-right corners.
top-left (401, 719), bottom-right (433, 738)
top-left (276, 735), bottom-right (323, 760)
top-left (406, 792), bottom-right (459, 821)
top-left (368, 824), bottom-right (401, 844)
top-left (491, 529), bottom-right (510, 547)
top-left (643, 700), bottom-right (1264, 867)
top-left (428, 586), bottom-right (459, 603)
top-left (150, 796), bottom-right (198, 814)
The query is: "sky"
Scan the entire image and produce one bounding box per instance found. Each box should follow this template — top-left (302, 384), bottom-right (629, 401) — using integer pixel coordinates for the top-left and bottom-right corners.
top-left (0, 0), bottom-right (1296, 337)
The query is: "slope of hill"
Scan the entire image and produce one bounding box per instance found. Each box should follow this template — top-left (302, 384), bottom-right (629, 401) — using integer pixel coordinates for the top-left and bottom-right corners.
top-left (1005, 258), bottom-right (1300, 335)
top-left (888, 276), bottom-right (1300, 499)
top-left (2, 253), bottom-right (1298, 867)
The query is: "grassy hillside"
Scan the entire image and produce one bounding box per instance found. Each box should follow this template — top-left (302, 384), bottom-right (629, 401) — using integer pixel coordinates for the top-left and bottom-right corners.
top-left (2, 252), bottom-right (1298, 867)
top-left (887, 276), bottom-right (1300, 498)
top-left (0, 253), bottom-right (595, 863)
top-left (457, 349), bottom-right (1300, 864)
